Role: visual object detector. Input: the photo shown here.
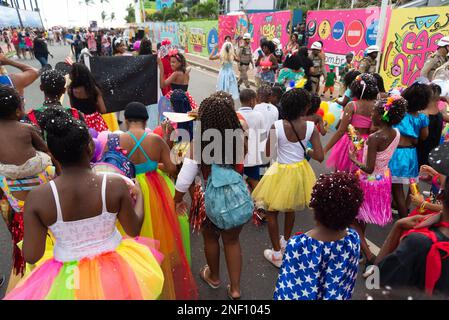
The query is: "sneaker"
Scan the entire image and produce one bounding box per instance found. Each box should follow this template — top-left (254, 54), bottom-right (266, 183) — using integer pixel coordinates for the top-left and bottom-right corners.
top-left (264, 249), bottom-right (283, 268)
top-left (280, 236), bottom-right (288, 254)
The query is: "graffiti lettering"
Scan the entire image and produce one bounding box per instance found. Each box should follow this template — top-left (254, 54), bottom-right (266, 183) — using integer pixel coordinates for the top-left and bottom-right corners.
top-left (260, 24), bottom-right (276, 40)
top-left (430, 13), bottom-right (449, 32)
top-left (389, 30), bottom-right (442, 86)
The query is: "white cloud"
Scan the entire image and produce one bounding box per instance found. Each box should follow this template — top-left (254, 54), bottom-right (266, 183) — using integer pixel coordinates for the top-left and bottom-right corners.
top-left (37, 0), bottom-right (132, 28)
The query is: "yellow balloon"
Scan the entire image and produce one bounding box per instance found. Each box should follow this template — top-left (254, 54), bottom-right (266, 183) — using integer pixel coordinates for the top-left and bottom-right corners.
top-left (323, 112), bottom-right (336, 125)
top-left (320, 101), bottom-right (329, 113)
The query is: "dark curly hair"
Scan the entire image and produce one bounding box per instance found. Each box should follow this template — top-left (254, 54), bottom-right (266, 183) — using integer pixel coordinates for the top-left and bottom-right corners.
top-left (307, 94), bottom-right (321, 116)
top-left (401, 82), bottom-right (433, 112)
top-left (170, 52), bottom-right (187, 73)
top-left (69, 63), bottom-right (100, 104)
top-left (41, 107), bottom-right (90, 165)
top-left (310, 171), bottom-right (364, 231)
top-left (257, 85), bottom-right (272, 103)
top-left (373, 73), bottom-right (386, 93)
top-left (198, 92), bottom-right (244, 167)
top-left (429, 82), bottom-right (442, 101)
top-left (350, 73), bottom-right (379, 100)
top-left (375, 96), bottom-right (407, 126)
top-left (0, 85), bottom-right (22, 118)
top-left (261, 40), bottom-right (276, 54)
top-left (280, 88), bottom-right (311, 121)
top-left (139, 38), bottom-right (153, 56)
top-left (344, 70), bottom-right (361, 89)
top-left (41, 69), bottom-right (66, 97)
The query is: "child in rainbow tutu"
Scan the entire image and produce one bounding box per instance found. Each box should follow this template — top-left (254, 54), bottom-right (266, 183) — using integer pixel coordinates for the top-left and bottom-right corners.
top-left (350, 96), bottom-right (406, 266)
top-left (0, 85), bottom-right (54, 280)
top-left (5, 108), bottom-right (164, 300)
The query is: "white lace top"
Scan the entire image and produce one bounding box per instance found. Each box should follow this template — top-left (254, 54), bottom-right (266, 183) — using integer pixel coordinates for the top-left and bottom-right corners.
top-left (48, 174), bottom-right (122, 262)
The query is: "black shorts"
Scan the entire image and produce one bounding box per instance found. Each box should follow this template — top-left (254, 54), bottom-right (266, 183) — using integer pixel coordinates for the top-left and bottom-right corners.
top-left (244, 166), bottom-right (261, 181)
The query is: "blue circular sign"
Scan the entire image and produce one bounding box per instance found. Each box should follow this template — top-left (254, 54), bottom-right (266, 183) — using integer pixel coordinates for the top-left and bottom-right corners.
top-left (208, 28), bottom-right (219, 55)
top-left (365, 20), bottom-right (379, 46)
top-left (332, 21), bottom-right (345, 41)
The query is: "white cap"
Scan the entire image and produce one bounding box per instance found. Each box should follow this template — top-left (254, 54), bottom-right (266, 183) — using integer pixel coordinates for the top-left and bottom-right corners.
top-left (437, 36), bottom-right (449, 47)
top-left (243, 33), bottom-right (251, 40)
top-left (114, 38), bottom-right (123, 46)
top-left (272, 38), bottom-right (280, 46)
top-left (311, 41), bottom-right (322, 50)
top-left (366, 45), bottom-right (380, 54)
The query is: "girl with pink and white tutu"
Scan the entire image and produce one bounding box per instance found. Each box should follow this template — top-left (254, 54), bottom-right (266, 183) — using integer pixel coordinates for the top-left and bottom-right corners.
top-left (349, 96), bottom-right (407, 265)
top-left (324, 74), bottom-right (379, 173)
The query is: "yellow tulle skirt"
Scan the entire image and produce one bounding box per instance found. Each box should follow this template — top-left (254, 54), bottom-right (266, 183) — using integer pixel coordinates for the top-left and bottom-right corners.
top-left (252, 161), bottom-right (316, 212)
top-left (102, 113), bottom-right (120, 132)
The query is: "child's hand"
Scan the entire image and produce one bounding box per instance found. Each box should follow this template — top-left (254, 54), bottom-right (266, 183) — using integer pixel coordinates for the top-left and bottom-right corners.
top-left (410, 193), bottom-right (425, 207)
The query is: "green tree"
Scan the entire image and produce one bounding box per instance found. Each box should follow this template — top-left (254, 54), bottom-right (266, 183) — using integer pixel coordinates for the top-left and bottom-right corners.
top-left (125, 3), bottom-right (136, 23)
top-left (101, 11), bottom-right (108, 24)
top-left (190, 0), bottom-right (218, 19)
top-left (110, 12), bottom-right (116, 23)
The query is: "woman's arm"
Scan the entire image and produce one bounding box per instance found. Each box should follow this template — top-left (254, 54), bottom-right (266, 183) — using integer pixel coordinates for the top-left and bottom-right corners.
top-left (96, 88), bottom-right (107, 114)
top-left (419, 126), bottom-right (429, 142)
top-left (308, 127), bottom-right (324, 162)
top-left (22, 188), bottom-right (49, 264)
top-left (158, 136), bottom-right (177, 176)
top-left (117, 178), bottom-right (144, 238)
top-left (270, 55), bottom-right (278, 71)
top-left (324, 103), bottom-right (354, 153)
top-left (375, 215), bottom-right (425, 265)
top-left (29, 124), bottom-right (49, 153)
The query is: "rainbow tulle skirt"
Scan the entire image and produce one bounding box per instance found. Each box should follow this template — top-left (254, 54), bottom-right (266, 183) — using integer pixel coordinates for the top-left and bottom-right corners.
top-left (122, 169), bottom-right (198, 300)
top-left (4, 238), bottom-right (164, 300)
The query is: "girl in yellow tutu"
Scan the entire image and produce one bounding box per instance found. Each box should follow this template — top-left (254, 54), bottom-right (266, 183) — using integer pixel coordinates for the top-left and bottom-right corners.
top-left (5, 108), bottom-right (164, 300)
top-left (252, 88), bottom-right (324, 268)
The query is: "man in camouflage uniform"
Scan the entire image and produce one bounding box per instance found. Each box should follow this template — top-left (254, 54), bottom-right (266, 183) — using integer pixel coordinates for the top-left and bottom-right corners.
top-left (309, 41), bottom-right (327, 95)
top-left (358, 45), bottom-right (379, 74)
top-left (237, 33), bottom-right (254, 90)
top-left (421, 36), bottom-right (449, 81)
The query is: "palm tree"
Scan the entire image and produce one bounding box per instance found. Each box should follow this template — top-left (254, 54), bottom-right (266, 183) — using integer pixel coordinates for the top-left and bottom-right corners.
top-left (101, 11), bottom-right (108, 25)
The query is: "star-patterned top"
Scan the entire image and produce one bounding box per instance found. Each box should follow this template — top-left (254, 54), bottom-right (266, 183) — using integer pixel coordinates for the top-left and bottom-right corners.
top-left (274, 229), bottom-right (360, 301)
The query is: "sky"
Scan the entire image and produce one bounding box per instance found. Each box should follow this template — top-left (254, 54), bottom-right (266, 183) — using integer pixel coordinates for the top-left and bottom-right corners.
top-left (37, 0), bottom-right (134, 28)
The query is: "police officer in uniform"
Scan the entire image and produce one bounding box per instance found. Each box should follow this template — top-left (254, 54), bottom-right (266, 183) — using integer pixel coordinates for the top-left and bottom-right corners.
top-left (309, 41), bottom-right (327, 94)
top-left (421, 36), bottom-right (449, 81)
top-left (358, 45), bottom-right (379, 74)
top-left (237, 33), bottom-right (254, 90)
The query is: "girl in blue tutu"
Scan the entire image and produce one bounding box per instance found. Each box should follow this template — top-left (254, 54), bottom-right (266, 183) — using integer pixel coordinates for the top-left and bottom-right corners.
top-left (389, 82), bottom-right (431, 218)
top-left (209, 43), bottom-right (239, 100)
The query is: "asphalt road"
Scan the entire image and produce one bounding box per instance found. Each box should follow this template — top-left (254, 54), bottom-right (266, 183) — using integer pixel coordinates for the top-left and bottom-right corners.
top-left (1, 45), bottom-right (394, 300)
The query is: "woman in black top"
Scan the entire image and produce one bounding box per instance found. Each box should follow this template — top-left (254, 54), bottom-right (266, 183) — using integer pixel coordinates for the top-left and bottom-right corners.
top-left (377, 142), bottom-right (449, 297)
top-left (418, 83), bottom-right (446, 167)
top-left (33, 32), bottom-right (53, 68)
top-left (297, 46), bottom-right (314, 92)
top-left (68, 63), bottom-right (109, 132)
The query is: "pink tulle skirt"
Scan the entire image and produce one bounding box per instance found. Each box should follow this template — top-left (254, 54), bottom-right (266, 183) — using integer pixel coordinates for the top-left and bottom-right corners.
top-left (326, 133), bottom-right (368, 173)
top-left (357, 169), bottom-right (393, 226)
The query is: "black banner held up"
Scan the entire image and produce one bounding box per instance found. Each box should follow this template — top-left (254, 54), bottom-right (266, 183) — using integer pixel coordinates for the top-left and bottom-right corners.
top-left (89, 55), bottom-right (158, 113)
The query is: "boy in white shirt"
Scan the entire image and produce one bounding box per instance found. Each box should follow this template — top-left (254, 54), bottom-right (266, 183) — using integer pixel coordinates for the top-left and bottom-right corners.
top-left (254, 85), bottom-right (279, 144)
top-left (237, 89), bottom-right (265, 190)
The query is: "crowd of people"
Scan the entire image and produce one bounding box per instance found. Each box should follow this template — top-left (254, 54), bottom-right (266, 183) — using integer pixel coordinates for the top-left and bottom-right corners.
top-left (0, 20), bottom-right (449, 301)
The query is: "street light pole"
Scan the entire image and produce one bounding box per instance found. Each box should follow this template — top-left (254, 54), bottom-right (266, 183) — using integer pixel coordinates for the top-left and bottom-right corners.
top-left (376, 0), bottom-right (389, 73)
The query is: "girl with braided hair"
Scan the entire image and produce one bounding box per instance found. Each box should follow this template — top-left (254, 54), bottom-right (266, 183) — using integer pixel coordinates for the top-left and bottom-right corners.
top-left (350, 96), bottom-right (406, 267)
top-left (325, 73), bottom-right (379, 172)
top-left (174, 92), bottom-right (248, 300)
